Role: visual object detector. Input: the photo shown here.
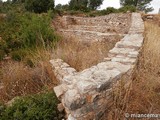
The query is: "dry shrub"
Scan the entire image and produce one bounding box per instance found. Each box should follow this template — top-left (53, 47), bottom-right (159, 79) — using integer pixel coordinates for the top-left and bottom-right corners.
top-left (107, 22), bottom-right (160, 120)
top-left (103, 21), bottom-right (160, 120)
top-left (0, 61), bottom-right (51, 102)
top-left (126, 22), bottom-right (160, 114)
top-left (0, 48), bottom-right (58, 102)
top-left (54, 36), bottom-right (120, 71)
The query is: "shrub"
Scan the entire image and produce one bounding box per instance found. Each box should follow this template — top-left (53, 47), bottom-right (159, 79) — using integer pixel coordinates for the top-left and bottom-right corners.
top-left (118, 5), bottom-right (136, 13)
top-left (69, 0), bottom-right (88, 11)
top-left (25, 0), bottom-right (55, 13)
top-left (106, 7), bottom-right (118, 14)
top-left (88, 7), bottom-right (118, 16)
top-left (0, 91), bottom-right (64, 120)
top-left (0, 11), bottom-right (60, 60)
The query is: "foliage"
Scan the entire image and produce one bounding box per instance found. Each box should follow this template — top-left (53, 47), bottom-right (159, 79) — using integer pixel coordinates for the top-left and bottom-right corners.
top-left (68, 0), bottom-right (103, 11)
top-left (0, 91), bottom-right (64, 120)
top-left (88, 6), bottom-right (136, 17)
top-left (25, 0), bottom-right (55, 13)
top-left (0, 1), bottom-right (26, 14)
top-left (55, 4), bottom-right (69, 11)
top-left (118, 5), bottom-right (136, 12)
top-left (0, 11), bottom-right (59, 60)
top-left (120, 0), bottom-right (153, 13)
top-left (88, 0), bottom-right (104, 10)
top-left (69, 0), bottom-right (89, 12)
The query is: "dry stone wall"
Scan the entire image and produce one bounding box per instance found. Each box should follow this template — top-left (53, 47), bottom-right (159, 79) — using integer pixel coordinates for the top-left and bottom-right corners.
top-left (59, 13), bottom-right (131, 43)
top-left (50, 13), bottom-right (144, 120)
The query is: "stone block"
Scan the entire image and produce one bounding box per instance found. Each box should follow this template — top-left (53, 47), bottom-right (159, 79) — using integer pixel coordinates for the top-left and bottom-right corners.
top-left (64, 89), bottom-right (86, 110)
top-left (54, 84), bottom-right (67, 98)
top-left (77, 80), bottom-right (97, 94)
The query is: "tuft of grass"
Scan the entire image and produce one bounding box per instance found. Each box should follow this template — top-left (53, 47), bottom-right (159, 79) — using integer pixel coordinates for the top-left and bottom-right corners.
top-left (0, 57), bottom-right (58, 102)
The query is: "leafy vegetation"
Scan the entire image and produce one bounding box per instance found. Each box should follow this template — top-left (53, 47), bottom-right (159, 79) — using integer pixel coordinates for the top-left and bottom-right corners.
top-left (0, 10), bottom-right (59, 61)
top-left (88, 6), bottom-right (136, 17)
top-left (0, 91), bottom-right (64, 120)
top-left (68, 0), bottom-right (103, 11)
top-left (120, 0), bottom-right (153, 13)
top-left (25, 0), bottom-right (54, 13)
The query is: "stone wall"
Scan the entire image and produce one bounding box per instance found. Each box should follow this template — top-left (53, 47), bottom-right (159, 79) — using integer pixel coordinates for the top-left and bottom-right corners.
top-left (50, 13), bottom-right (144, 120)
top-left (59, 13), bottom-right (131, 43)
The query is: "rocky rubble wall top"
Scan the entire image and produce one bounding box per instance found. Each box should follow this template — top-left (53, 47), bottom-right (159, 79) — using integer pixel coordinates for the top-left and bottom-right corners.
top-left (57, 13), bottom-right (131, 43)
top-left (62, 13), bottom-right (131, 34)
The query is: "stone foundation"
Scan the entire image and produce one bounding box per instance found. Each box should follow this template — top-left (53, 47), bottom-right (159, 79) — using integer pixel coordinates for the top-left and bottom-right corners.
top-left (50, 13), bottom-right (144, 120)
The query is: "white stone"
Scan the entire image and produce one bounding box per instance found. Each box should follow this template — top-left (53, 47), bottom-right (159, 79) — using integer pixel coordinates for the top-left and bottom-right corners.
top-left (109, 47), bottom-right (136, 56)
top-left (64, 89), bottom-right (81, 109)
top-left (77, 80), bottom-right (97, 94)
top-left (111, 56), bottom-right (137, 64)
top-left (68, 114), bottom-right (76, 120)
top-left (54, 84), bottom-right (67, 98)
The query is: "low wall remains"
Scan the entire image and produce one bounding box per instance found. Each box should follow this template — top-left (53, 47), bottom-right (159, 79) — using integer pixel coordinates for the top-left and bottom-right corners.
top-left (50, 13), bottom-right (144, 120)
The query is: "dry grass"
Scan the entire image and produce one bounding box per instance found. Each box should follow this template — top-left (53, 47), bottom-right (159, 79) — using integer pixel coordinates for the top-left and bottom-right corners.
top-left (126, 21), bottom-right (160, 114)
top-left (53, 36), bottom-right (120, 71)
top-left (104, 21), bottom-right (160, 120)
top-left (0, 33), bottom-right (119, 102)
top-left (0, 49), bottom-right (58, 102)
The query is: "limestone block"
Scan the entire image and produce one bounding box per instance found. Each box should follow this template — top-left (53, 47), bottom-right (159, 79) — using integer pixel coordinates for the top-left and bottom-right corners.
top-left (54, 84), bottom-right (67, 98)
top-left (68, 114), bottom-right (76, 120)
top-left (79, 69), bottom-right (93, 78)
top-left (128, 51), bottom-right (139, 58)
top-left (57, 103), bottom-right (65, 112)
top-left (97, 61), bottom-right (132, 73)
top-left (116, 39), bottom-right (143, 50)
top-left (109, 47), bottom-right (136, 57)
top-left (77, 80), bottom-right (97, 94)
top-left (64, 89), bottom-right (86, 110)
top-left (122, 34), bottom-right (143, 42)
top-left (63, 75), bottom-right (77, 84)
top-left (111, 56), bottom-right (137, 64)
top-left (92, 69), bottom-right (121, 91)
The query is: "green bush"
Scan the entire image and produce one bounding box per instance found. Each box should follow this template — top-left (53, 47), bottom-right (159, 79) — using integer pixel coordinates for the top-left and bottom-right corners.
top-left (0, 91), bottom-right (64, 120)
top-left (118, 5), bottom-right (136, 13)
top-left (88, 6), bottom-right (136, 17)
top-left (25, 0), bottom-right (55, 13)
top-left (106, 7), bottom-right (118, 14)
top-left (88, 7), bottom-right (118, 16)
top-left (0, 11), bottom-right (60, 60)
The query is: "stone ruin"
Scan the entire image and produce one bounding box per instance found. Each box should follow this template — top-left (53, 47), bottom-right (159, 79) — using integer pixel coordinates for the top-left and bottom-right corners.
top-left (50, 13), bottom-right (144, 120)
top-left (58, 13), bottom-right (131, 43)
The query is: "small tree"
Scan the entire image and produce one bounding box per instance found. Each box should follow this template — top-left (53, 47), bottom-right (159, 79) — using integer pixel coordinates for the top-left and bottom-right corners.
top-left (69, 0), bottom-right (88, 11)
top-left (25, 0), bottom-right (54, 13)
top-left (120, 0), bottom-right (153, 13)
top-left (89, 0), bottom-right (104, 10)
top-left (69, 0), bottom-right (103, 11)
top-left (55, 4), bottom-right (69, 11)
